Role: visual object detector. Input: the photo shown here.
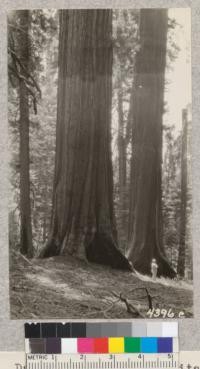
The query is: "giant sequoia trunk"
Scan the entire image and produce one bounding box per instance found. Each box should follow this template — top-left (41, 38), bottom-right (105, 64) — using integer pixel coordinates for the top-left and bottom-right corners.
top-left (177, 109), bottom-right (188, 277)
top-left (18, 11), bottom-right (33, 258)
top-left (41, 10), bottom-right (131, 271)
top-left (127, 9), bottom-right (176, 278)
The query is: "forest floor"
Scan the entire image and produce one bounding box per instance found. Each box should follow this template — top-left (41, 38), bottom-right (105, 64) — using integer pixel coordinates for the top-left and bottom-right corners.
top-left (10, 251), bottom-right (193, 319)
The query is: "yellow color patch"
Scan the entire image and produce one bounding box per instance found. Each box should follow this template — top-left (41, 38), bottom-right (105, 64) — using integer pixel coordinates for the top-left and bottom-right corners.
top-left (108, 337), bottom-right (124, 353)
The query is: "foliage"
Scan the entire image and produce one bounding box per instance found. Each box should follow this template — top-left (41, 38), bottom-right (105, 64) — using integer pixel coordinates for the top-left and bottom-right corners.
top-left (162, 116), bottom-right (192, 278)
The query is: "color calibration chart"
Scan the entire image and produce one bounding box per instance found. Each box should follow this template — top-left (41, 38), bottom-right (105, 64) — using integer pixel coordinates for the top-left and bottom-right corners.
top-left (25, 322), bottom-right (179, 369)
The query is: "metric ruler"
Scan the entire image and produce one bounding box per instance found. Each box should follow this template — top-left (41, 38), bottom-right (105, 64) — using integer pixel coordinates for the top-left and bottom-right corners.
top-left (26, 353), bottom-right (179, 369)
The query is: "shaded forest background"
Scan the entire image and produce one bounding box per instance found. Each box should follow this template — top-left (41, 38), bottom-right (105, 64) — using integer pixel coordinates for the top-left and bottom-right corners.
top-left (8, 9), bottom-right (192, 280)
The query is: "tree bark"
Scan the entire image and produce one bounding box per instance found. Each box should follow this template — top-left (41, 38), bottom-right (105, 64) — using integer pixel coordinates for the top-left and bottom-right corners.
top-left (18, 10), bottom-right (33, 258)
top-left (117, 70), bottom-right (127, 233)
top-left (127, 9), bottom-right (176, 278)
top-left (41, 10), bottom-right (131, 271)
top-left (177, 109), bottom-right (188, 277)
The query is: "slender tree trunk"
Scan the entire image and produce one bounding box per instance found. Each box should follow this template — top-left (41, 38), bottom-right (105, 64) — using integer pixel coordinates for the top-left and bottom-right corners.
top-left (18, 10), bottom-right (33, 258)
top-left (127, 9), bottom-right (176, 278)
top-left (177, 109), bottom-right (188, 277)
top-left (41, 10), bottom-right (131, 271)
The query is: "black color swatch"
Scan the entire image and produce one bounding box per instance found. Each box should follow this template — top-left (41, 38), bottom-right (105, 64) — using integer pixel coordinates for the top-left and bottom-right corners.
top-left (71, 323), bottom-right (86, 337)
top-left (57, 323), bottom-right (71, 337)
top-left (25, 323), bottom-right (41, 338)
top-left (41, 323), bottom-right (56, 337)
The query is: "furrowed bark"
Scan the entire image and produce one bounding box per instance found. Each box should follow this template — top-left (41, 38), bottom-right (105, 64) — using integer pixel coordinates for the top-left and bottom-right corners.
top-left (41, 10), bottom-right (131, 271)
top-left (127, 9), bottom-right (176, 278)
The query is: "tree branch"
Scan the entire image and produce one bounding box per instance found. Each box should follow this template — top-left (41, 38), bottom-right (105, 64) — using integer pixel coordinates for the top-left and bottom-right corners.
top-left (8, 47), bottom-right (41, 98)
top-left (112, 291), bottom-right (145, 318)
top-left (128, 287), bottom-right (154, 309)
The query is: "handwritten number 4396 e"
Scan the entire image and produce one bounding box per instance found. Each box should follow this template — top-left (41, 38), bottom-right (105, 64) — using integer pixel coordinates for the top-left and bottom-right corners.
top-left (147, 308), bottom-right (185, 318)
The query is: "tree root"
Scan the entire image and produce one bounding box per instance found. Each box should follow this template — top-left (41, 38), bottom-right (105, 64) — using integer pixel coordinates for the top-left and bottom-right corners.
top-left (129, 251), bottom-right (176, 279)
top-left (40, 231), bottom-right (133, 272)
top-left (86, 232), bottom-right (133, 271)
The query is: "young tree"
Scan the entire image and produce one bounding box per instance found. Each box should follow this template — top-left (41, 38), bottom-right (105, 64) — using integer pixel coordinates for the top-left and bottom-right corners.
top-left (127, 9), bottom-right (176, 278)
top-left (19, 12), bottom-right (33, 257)
top-left (8, 10), bottom-right (57, 255)
top-left (177, 109), bottom-right (188, 277)
top-left (41, 10), bottom-right (131, 270)
top-left (8, 11), bottom-right (34, 257)
top-left (162, 126), bottom-right (181, 268)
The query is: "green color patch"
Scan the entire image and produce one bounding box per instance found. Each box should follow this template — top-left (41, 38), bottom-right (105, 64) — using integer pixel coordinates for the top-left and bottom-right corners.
top-left (124, 337), bottom-right (141, 353)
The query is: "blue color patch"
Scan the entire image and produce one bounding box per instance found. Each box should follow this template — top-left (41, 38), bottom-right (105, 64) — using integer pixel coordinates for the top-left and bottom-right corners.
top-left (141, 338), bottom-right (157, 353)
top-left (158, 338), bottom-right (172, 353)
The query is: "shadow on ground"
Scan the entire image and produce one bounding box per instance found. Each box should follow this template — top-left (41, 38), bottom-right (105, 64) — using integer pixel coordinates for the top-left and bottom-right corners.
top-left (10, 252), bottom-right (193, 319)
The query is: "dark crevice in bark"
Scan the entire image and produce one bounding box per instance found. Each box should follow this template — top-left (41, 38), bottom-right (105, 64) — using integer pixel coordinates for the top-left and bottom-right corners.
top-left (86, 232), bottom-right (132, 270)
top-left (39, 237), bottom-right (61, 258)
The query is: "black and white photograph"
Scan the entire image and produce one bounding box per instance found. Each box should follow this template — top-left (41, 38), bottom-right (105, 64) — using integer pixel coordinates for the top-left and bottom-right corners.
top-left (8, 8), bottom-right (193, 319)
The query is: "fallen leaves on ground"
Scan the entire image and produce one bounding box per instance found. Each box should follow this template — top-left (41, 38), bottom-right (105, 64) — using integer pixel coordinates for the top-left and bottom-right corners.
top-left (10, 251), bottom-right (193, 319)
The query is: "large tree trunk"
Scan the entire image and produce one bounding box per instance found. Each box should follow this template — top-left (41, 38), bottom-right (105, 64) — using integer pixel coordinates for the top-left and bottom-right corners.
top-left (41, 10), bottom-right (131, 271)
top-left (127, 9), bottom-right (176, 278)
top-left (177, 109), bottom-right (188, 277)
top-left (18, 10), bottom-right (33, 258)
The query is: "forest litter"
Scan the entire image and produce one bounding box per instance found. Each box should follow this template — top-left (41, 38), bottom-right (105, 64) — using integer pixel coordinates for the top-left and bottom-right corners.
top-left (10, 252), bottom-right (193, 319)
top-left (133, 270), bottom-right (193, 291)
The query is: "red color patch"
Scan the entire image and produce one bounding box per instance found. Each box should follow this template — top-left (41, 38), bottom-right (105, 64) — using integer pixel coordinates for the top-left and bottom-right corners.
top-left (94, 338), bottom-right (108, 353)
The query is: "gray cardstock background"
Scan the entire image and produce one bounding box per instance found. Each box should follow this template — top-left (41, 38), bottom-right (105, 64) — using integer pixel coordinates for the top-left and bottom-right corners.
top-left (0, 0), bottom-right (199, 352)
